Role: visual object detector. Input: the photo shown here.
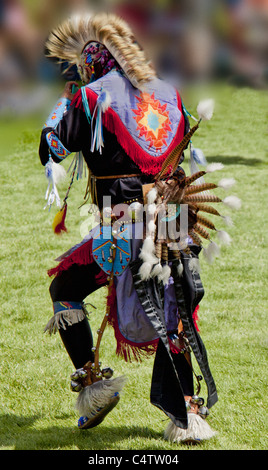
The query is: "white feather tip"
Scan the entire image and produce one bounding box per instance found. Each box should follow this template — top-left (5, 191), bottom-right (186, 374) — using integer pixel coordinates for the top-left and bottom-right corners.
top-left (97, 90), bottom-right (111, 113)
top-left (164, 414), bottom-right (216, 443)
top-left (223, 195), bottom-right (241, 210)
top-left (217, 230), bottom-right (232, 245)
top-left (147, 187), bottom-right (158, 204)
top-left (189, 257), bottom-right (201, 274)
top-left (218, 178), bottom-right (236, 190)
top-left (206, 163), bottom-right (224, 173)
top-left (197, 98), bottom-right (215, 121)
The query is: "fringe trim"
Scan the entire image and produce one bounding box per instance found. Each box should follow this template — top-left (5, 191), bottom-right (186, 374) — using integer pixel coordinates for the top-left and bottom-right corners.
top-left (164, 414), bottom-right (217, 443)
top-left (47, 238), bottom-right (108, 287)
top-left (76, 88), bottom-right (185, 176)
top-left (76, 376), bottom-right (127, 418)
top-left (48, 238), bottom-right (94, 277)
top-left (192, 305), bottom-right (200, 332)
top-left (44, 308), bottom-right (86, 335)
top-left (106, 282), bottom-right (198, 362)
top-left (107, 281), bottom-right (159, 362)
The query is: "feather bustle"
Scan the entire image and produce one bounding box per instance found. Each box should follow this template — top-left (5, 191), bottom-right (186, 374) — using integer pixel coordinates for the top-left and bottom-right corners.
top-left (183, 194), bottom-right (222, 204)
top-left (193, 224), bottom-right (211, 240)
top-left (194, 203), bottom-right (221, 216)
top-left (196, 214), bottom-right (217, 231)
top-left (185, 182), bottom-right (218, 195)
top-left (185, 171), bottom-right (206, 186)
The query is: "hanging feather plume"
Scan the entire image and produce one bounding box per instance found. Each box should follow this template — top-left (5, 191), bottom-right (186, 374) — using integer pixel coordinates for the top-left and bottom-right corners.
top-left (189, 146), bottom-right (207, 183)
top-left (196, 98), bottom-right (215, 121)
top-left (147, 186), bottom-right (158, 204)
top-left (221, 215), bottom-right (233, 226)
top-left (218, 178), bottom-right (236, 190)
top-left (203, 241), bottom-right (220, 264)
top-left (52, 203), bottom-right (68, 234)
top-left (139, 261), bottom-right (154, 280)
top-left (223, 195), bottom-right (242, 210)
top-left (206, 163), bottom-right (224, 173)
top-left (177, 261), bottom-right (184, 277)
top-left (151, 262), bottom-right (163, 278)
top-left (157, 264), bottom-right (171, 286)
top-left (139, 236), bottom-right (158, 280)
top-left (217, 230), bottom-right (232, 245)
top-left (203, 245), bottom-right (214, 264)
top-left (189, 257), bottom-right (201, 274)
top-left (44, 158), bottom-right (66, 209)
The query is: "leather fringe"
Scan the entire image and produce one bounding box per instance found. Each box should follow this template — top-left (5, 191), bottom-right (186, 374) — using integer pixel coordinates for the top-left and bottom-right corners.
top-left (44, 308), bottom-right (86, 335)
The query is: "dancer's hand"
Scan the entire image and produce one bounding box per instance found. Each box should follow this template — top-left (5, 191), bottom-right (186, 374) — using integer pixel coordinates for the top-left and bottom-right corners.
top-left (61, 81), bottom-right (79, 100)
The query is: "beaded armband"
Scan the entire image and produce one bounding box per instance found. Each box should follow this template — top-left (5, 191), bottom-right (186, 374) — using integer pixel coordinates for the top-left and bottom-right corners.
top-left (46, 131), bottom-right (71, 160)
top-left (44, 97), bottom-right (71, 129)
top-left (44, 97), bottom-right (72, 160)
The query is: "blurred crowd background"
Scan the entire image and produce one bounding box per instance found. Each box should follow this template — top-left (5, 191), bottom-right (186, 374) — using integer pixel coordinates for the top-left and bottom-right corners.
top-left (0, 0), bottom-right (267, 116)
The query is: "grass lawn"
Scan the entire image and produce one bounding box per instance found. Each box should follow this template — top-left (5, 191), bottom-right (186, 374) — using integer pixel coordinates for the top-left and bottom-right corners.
top-left (0, 84), bottom-right (267, 451)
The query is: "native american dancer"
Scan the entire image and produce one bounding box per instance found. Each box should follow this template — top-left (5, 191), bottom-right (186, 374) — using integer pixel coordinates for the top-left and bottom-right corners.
top-left (39, 12), bottom-right (240, 443)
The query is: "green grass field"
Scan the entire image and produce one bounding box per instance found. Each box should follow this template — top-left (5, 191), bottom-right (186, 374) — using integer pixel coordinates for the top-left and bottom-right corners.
top-left (0, 84), bottom-right (267, 451)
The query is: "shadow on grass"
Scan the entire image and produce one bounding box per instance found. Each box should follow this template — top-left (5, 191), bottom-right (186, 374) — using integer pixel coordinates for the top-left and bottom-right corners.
top-left (206, 155), bottom-right (264, 166)
top-left (0, 413), bottom-right (164, 450)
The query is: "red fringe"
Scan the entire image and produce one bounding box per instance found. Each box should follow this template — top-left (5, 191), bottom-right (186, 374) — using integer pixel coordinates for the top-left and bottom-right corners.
top-left (75, 88), bottom-right (185, 176)
top-left (107, 281), bottom-right (159, 362)
top-left (193, 305), bottom-right (200, 332)
top-left (48, 238), bottom-right (108, 286)
top-left (48, 239), bottom-right (93, 277)
top-left (47, 238), bottom-right (104, 281)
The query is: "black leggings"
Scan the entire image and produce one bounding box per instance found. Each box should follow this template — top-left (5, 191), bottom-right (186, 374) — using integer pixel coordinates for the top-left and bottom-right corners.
top-left (49, 262), bottom-right (105, 369)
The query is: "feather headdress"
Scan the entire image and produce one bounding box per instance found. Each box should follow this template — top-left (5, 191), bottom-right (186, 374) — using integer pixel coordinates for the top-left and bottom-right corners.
top-left (45, 12), bottom-right (156, 88)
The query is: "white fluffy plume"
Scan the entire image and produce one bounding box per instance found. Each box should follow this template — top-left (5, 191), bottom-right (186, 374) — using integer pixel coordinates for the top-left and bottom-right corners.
top-left (164, 414), bottom-right (216, 443)
top-left (189, 257), bottom-right (201, 274)
top-left (218, 178), bottom-right (236, 190)
top-left (157, 264), bottom-right (171, 286)
top-left (139, 261), bottom-right (153, 280)
top-left (203, 241), bottom-right (220, 264)
top-left (197, 98), bottom-right (215, 121)
top-left (206, 162), bottom-right (224, 173)
top-left (147, 203), bottom-right (157, 216)
top-left (217, 230), bottom-right (232, 245)
top-left (177, 261), bottom-right (184, 277)
top-left (223, 195), bottom-right (242, 210)
top-left (221, 215), bottom-right (233, 226)
top-left (147, 187), bottom-right (158, 204)
top-left (76, 376), bottom-right (127, 418)
top-left (48, 160), bottom-right (67, 184)
top-left (151, 262), bottom-right (163, 278)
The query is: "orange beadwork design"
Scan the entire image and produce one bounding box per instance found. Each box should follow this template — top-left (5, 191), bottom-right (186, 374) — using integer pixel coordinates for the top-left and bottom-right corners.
top-left (132, 92), bottom-right (172, 151)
